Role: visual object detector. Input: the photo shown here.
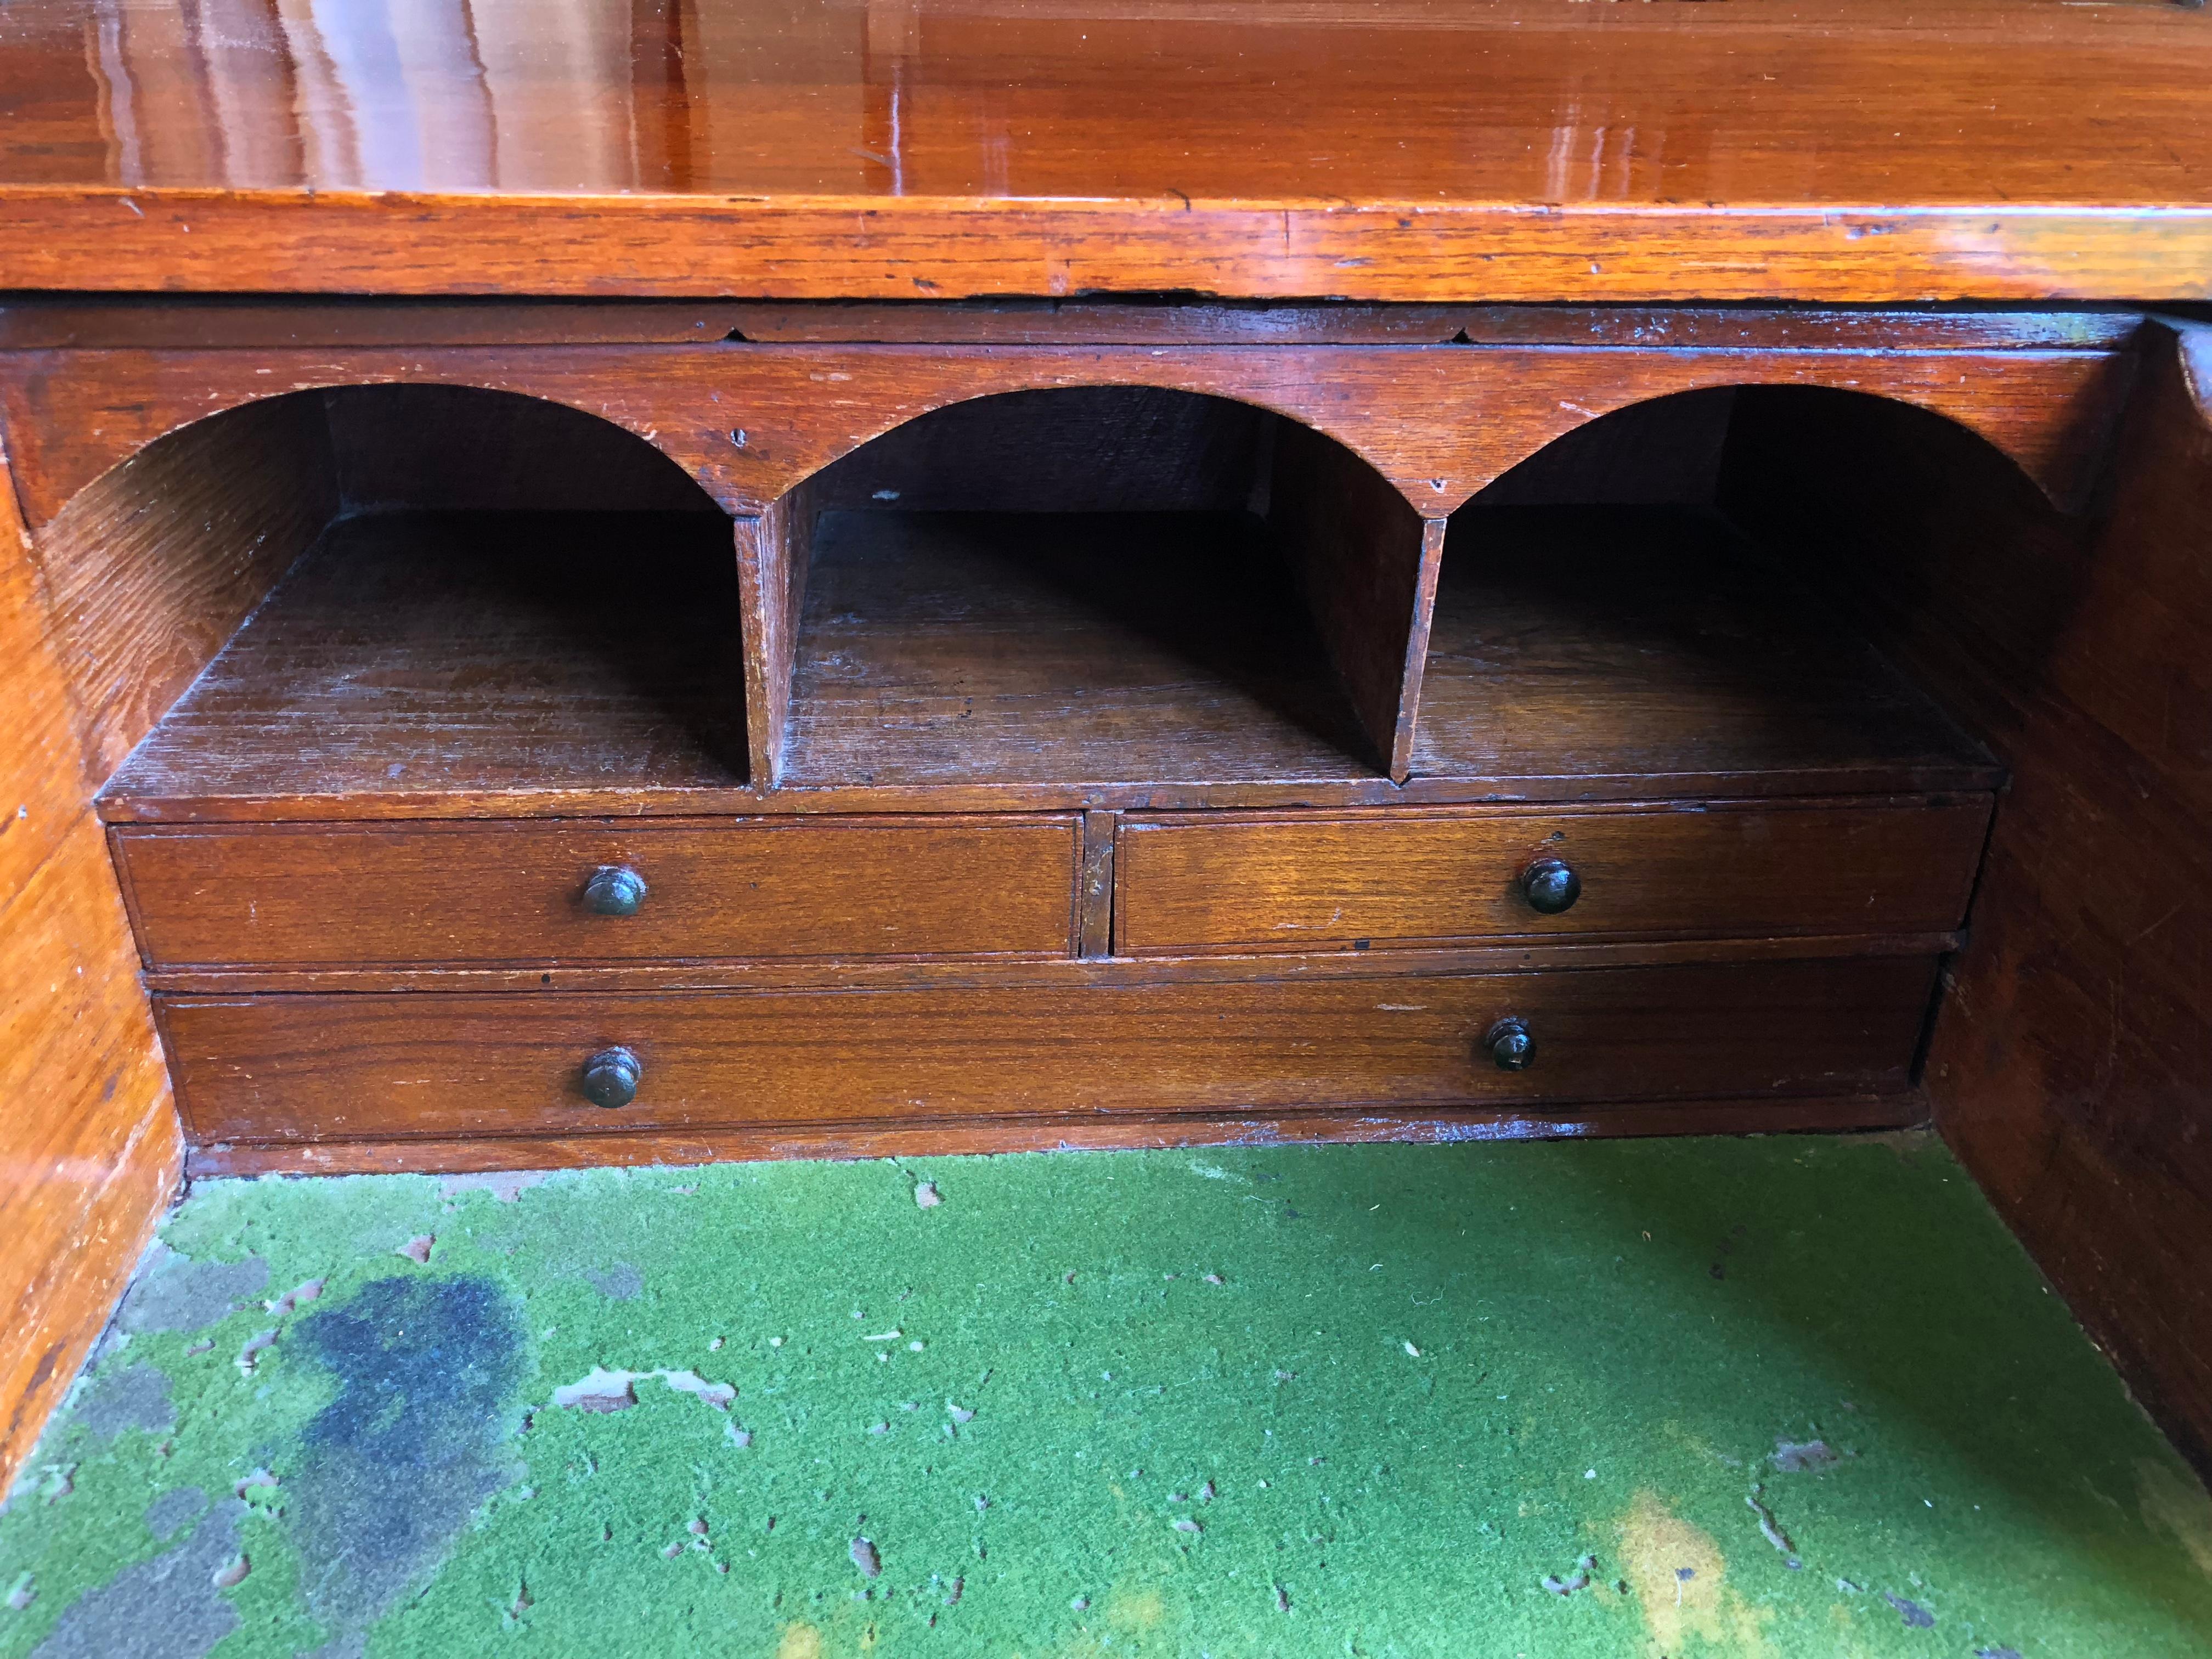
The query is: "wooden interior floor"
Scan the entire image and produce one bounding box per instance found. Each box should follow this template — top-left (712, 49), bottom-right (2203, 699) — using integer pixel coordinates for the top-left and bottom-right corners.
top-left (1417, 507), bottom-right (2000, 799)
top-left (784, 509), bottom-right (1376, 788)
top-left (103, 511), bottom-right (751, 809)
top-left (2, 1134), bottom-right (2208, 1658)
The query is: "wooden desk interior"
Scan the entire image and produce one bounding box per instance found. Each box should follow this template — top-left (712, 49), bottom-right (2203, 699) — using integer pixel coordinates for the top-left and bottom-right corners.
top-left (2, 0), bottom-right (2209, 1494)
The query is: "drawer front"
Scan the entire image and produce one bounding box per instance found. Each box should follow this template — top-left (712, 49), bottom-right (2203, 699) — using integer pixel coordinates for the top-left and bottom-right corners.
top-left (115, 816), bottom-right (1079, 967)
top-left (1114, 798), bottom-right (1991, 954)
top-left (162, 955), bottom-right (1937, 1143)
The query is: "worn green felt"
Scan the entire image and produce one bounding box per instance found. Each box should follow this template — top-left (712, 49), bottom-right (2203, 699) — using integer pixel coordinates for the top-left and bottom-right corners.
top-left (3, 1133), bottom-right (2209, 1658)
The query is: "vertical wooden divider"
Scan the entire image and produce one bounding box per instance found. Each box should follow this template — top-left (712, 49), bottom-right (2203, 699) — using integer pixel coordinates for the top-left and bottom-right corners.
top-left (735, 470), bottom-right (821, 789)
top-left (1078, 810), bottom-right (1118, 958)
top-left (1406, 517), bottom-right (1449, 772)
top-left (1266, 419), bottom-right (1444, 781)
top-left (732, 512), bottom-right (781, 788)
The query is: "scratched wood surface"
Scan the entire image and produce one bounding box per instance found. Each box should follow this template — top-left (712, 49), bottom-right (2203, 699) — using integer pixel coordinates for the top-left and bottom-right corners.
top-left (184, 1093), bottom-right (1926, 1181)
top-left (0, 2), bottom-right (2206, 300)
top-left (0, 300), bottom-right (2154, 354)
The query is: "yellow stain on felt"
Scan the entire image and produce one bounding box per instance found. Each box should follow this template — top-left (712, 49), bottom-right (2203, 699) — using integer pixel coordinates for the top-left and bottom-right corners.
top-left (775, 1623), bottom-right (823, 1659)
top-left (2138, 1457), bottom-right (2212, 1578)
top-left (1617, 1489), bottom-right (1775, 1657)
top-left (1105, 1583), bottom-right (1167, 1632)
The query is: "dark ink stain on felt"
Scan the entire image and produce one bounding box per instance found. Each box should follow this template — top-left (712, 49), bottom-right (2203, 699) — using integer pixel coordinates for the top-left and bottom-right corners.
top-left (74, 1363), bottom-right (174, 1446)
top-left (30, 1500), bottom-right (248, 1659)
top-left (1709, 1222), bottom-right (1750, 1282)
top-left (1884, 1592), bottom-right (1937, 1628)
top-left (1770, 1438), bottom-right (1840, 1473)
top-left (284, 1275), bottom-right (528, 1644)
top-left (115, 1249), bottom-right (269, 1335)
top-left (5, 1343), bottom-right (64, 1449)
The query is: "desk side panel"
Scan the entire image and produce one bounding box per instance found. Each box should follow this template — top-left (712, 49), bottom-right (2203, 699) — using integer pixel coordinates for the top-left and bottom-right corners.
top-left (0, 439), bottom-right (180, 1497)
top-left (1722, 320), bottom-right (2212, 1475)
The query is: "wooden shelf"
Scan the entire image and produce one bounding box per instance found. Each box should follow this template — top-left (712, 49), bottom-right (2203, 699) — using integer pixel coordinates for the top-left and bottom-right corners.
top-left (103, 502), bottom-right (1999, 817)
top-left (778, 510), bottom-right (1379, 789)
top-left (101, 511), bottom-right (749, 810)
top-left (1412, 507), bottom-right (2001, 800)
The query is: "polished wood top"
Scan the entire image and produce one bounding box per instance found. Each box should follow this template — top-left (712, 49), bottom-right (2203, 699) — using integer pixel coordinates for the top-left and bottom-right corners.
top-left (1, 1), bottom-right (2209, 300)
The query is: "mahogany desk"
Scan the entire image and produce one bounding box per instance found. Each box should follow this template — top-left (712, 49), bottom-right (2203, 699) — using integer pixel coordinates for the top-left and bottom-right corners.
top-left (2, 0), bottom-right (2209, 1488)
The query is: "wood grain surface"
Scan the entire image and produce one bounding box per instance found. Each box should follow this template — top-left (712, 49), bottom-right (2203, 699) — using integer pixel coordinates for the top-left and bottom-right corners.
top-left (114, 815), bottom-right (1081, 969)
top-left (781, 510), bottom-right (1378, 788)
top-left (1114, 798), bottom-right (1992, 956)
top-left (138, 932), bottom-right (1969, 998)
top-left (26, 394), bottom-right (336, 783)
top-left (0, 3), bottom-right (2206, 300)
top-left (0, 343), bottom-right (2130, 529)
top-left (0, 0), bottom-right (2200, 1478)
top-left (1267, 422), bottom-right (1437, 779)
top-left (0, 439), bottom-right (178, 1496)
top-left (736, 496), bottom-right (803, 789)
top-left (159, 954), bottom-right (1942, 1146)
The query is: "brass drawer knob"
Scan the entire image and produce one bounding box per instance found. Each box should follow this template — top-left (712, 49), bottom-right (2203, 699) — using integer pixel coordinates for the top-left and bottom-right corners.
top-left (581, 1046), bottom-right (641, 1108)
top-left (583, 865), bottom-right (648, 916)
top-left (1520, 856), bottom-right (1581, 915)
top-left (1483, 1017), bottom-right (1535, 1071)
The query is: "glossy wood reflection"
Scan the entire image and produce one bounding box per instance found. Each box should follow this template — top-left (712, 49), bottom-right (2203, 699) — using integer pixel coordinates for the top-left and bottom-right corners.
top-left (0, 1), bottom-right (2208, 299)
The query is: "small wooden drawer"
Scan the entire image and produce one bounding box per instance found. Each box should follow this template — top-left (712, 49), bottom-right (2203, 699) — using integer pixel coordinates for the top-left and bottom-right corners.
top-left (113, 815), bottom-right (1080, 967)
top-left (1113, 798), bottom-right (1992, 955)
top-left (160, 953), bottom-right (1937, 1144)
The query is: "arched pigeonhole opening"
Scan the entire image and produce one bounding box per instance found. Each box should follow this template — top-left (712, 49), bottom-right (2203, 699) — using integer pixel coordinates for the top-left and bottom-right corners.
top-left (759, 385), bottom-right (1425, 790)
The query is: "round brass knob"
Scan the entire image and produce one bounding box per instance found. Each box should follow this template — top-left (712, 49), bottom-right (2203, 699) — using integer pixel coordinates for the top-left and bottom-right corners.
top-left (581, 1046), bottom-right (641, 1108)
top-left (583, 865), bottom-right (648, 916)
top-left (1483, 1017), bottom-right (1535, 1071)
top-left (1520, 856), bottom-right (1581, 915)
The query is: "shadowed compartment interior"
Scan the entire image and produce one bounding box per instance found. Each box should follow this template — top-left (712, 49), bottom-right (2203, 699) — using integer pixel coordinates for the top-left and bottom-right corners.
top-left (769, 387), bottom-right (1426, 789)
top-left (93, 386), bottom-right (744, 819)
